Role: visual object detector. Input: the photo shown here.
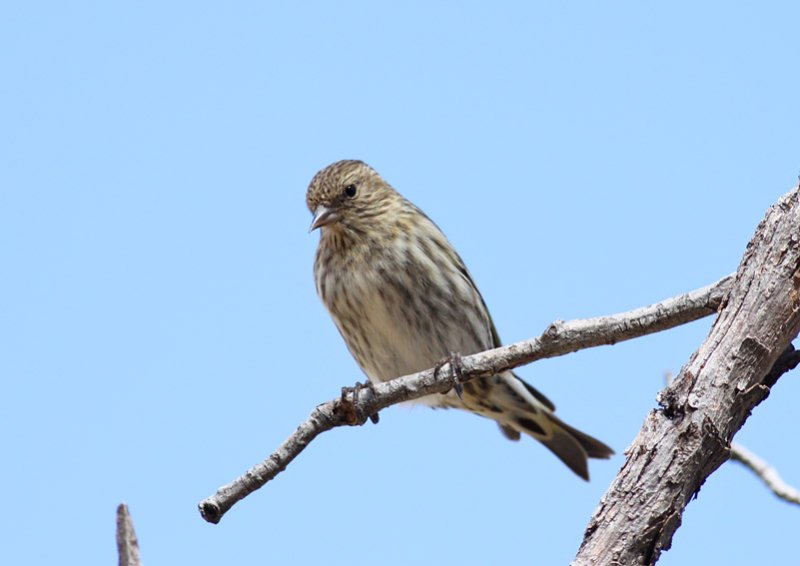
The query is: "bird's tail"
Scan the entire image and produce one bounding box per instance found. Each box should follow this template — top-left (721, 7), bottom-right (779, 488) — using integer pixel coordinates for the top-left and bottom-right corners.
top-left (466, 372), bottom-right (614, 481)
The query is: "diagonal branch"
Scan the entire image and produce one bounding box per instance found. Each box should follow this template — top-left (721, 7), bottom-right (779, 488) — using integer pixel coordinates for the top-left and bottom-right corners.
top-left (573, 185), bottom-right (800, 565)
top-left (731, 442), bottom-right (800, 506)
top-left (726, 343), bottom-right (800, 506)
top-left (199, 274), bottom-right (733, 524)
top-left (665, 347), bottom-right (800, 507)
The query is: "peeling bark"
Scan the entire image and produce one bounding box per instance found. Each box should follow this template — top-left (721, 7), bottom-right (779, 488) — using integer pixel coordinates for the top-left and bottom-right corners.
top-left (573, 186), bottom-right (800, 565)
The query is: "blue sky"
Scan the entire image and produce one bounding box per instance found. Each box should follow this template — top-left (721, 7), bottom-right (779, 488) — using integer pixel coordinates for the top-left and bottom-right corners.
top-left (2, 2), bottom-right (799, 565)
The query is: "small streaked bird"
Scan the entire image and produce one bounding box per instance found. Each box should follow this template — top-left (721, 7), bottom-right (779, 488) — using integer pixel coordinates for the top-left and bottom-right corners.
top-left (307, 160), bottom-right (613, 480)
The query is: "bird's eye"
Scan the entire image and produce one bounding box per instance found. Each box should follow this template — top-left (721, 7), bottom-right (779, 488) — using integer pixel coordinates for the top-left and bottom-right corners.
top-left (344, 184), bottom-right (357, 198)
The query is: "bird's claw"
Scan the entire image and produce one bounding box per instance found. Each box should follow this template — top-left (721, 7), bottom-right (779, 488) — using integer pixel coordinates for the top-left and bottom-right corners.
top-left (340, 381), bottom-right (379, 425)
top-left (434, 352), bottom-right (465, 400)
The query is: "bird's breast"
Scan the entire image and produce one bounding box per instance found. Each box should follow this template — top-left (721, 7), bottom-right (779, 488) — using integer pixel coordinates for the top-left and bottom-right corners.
top-left (315, 236), bottom-right (493, 384)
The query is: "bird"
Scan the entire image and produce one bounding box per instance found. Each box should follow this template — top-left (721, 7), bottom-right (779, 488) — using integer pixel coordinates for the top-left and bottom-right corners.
top-left (307, 159), bottom-right (613, 480)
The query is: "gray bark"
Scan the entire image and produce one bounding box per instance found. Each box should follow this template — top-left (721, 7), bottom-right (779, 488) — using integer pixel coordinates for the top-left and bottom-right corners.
top-left (573, 186), bottom-right (800, 565)
top-left (199, 275), bottom-right (733, 523)
top-left (116, 503), bottom-right (142, 566)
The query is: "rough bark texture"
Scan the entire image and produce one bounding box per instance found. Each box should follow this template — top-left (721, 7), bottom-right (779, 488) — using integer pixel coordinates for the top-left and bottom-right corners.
top-left (573, 186), bottom-right (800, 565)
top-left (116, 503), bottom-right (142, 566)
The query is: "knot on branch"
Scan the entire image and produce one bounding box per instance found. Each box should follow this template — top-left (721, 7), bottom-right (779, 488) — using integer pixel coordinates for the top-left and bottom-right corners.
top-left (657, 384), bottom-right (685, 420)
top-left (543, 320), bottom-right (565, 340)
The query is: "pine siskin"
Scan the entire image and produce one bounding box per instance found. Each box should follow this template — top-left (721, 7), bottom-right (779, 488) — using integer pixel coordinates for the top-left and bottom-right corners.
top-left (307, 160), bottom-right (613, 480)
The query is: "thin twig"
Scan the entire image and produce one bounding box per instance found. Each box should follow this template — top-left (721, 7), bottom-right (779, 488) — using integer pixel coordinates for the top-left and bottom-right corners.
top-left (199, 274), bottom-right (733, 523)
top-left (730, 443), bottom-right (800, 505)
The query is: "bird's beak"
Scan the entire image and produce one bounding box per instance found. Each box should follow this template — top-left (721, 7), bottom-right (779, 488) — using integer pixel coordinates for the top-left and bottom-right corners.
top-left (309, 205), bottom-right (339, 231)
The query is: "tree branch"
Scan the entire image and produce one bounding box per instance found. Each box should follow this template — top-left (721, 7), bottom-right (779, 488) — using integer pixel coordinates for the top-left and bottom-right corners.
top-left (725, 343), bottom-right (800, 505)
top-left (730, 442), bottom-right (800, 506)
top-left (199, 274), bottom-right (733, 523)
top-left (116, 503), bottom-right (142, 566)
top-left (573, 185), bottom-right (800, 565)
top-left (666, 346), bottom-right (800, 507)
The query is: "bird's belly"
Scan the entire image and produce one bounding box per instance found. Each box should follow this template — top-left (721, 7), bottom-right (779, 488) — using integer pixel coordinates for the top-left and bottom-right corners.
top-left (356, 313), bottom-right (441, 383)
top-left (344, 279), bottom-right (487, 386)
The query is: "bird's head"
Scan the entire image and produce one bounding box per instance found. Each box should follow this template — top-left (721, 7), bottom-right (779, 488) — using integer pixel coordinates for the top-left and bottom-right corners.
top-left (306, 160), bottom-right (397, 233)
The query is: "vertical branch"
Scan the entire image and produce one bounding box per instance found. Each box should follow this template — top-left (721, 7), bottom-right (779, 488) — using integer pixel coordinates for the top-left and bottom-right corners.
top-left (116, 503), bottom-right (142, 566)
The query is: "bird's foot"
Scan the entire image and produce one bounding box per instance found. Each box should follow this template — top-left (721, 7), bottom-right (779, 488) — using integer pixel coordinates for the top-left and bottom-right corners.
top-left (434, 352), bottom-right (465, 400)
top-left (340, 381), bottom-right (379, 425)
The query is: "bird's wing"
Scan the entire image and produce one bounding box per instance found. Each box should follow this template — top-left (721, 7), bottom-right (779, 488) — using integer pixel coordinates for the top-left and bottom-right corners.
top-left (453, 250), bottom-right (558, 412)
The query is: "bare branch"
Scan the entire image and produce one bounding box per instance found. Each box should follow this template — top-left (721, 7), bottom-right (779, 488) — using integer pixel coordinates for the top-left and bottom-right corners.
top-left (116, 503), bottom-right (142, 566)
top-left (760, 343), bottom-right (800, 388)
top-left (725, 343), bottom-right (800, 505)
top-left (731, 443), bottom-right (800, 506)
top-left (573, 186), bottom-right (800, 565)
top-left (199, 273), bottom-right (733, 523)
top-left (667, 347), bottom-right (800, 507)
